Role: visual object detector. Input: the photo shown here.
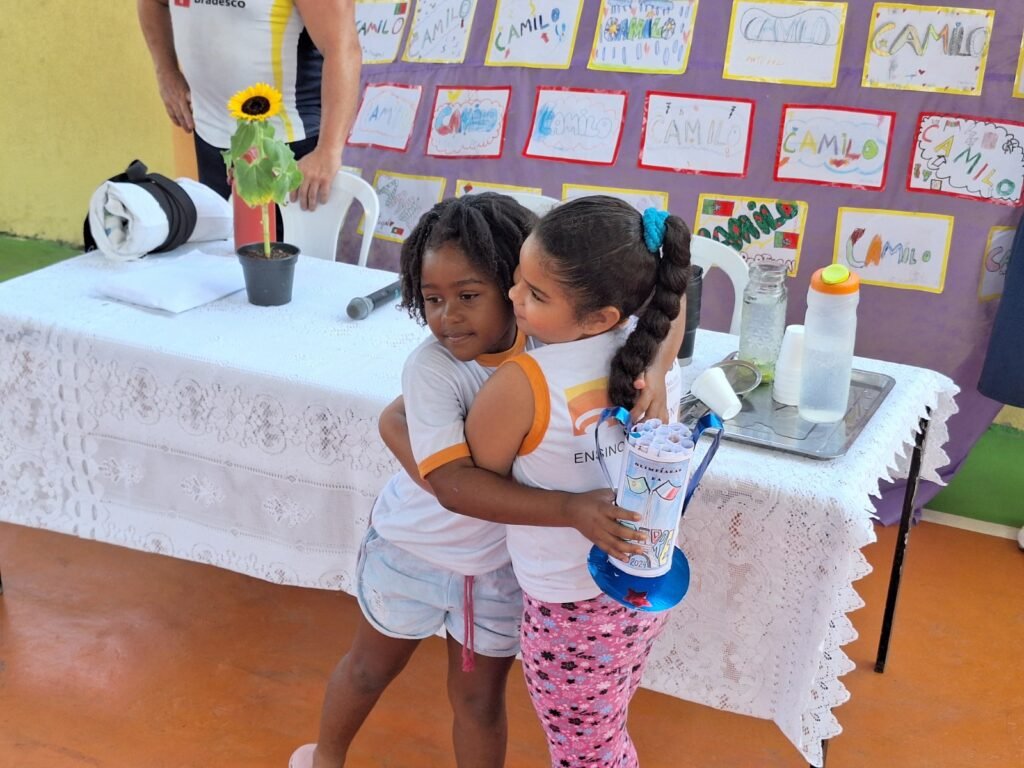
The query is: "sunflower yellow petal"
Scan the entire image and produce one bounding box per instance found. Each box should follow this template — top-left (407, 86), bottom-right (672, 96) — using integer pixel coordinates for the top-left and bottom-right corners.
top-left (227, 83), bottom-right (283, 122)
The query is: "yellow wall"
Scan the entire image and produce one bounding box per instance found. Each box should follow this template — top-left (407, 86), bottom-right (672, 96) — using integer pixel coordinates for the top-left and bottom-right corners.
top-left (995, 406), bottom-right (1024, 431)
top-left (0, 4), bottom-right (194, 244)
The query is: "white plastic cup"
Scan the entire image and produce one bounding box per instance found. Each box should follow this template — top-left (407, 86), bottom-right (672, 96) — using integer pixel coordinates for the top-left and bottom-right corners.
top-left (690, 366), bottom-right (742, 420)
top-left (772, 325), bottom-right (805, 406)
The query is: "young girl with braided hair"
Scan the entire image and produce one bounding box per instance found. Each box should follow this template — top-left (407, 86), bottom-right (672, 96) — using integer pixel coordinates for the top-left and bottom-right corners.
top-left (465, 195), bottom-right (691, 768)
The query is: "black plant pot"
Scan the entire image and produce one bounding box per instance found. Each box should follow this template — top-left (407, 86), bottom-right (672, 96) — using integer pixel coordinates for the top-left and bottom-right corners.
top-left (237, 243), bottom-right (299, 306)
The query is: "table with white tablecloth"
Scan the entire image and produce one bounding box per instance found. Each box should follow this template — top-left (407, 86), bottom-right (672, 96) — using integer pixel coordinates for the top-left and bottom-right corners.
top-left (0, 245), bottom-right (957, 766)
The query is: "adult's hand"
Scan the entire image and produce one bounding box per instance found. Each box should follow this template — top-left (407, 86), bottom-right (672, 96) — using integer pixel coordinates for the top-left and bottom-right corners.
top-left (137, 0), bottom-right (194, 133)
top-left (293, 144), bottom-right (341, 211)
top-left (157, 68), bottom-right (194, 133)
top-left (565, 488), bottom-right (647, 562)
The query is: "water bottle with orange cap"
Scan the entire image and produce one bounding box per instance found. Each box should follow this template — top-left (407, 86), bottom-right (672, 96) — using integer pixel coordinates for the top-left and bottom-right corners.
top-left (798, 264), bottom-right (861, 423)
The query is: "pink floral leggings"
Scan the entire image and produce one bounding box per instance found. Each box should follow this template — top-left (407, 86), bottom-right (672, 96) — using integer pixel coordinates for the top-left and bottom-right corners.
top-left (520, 592), bottom-right (669, 767)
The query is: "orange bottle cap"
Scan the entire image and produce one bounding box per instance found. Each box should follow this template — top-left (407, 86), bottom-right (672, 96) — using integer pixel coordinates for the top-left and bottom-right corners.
top-left (811, 265), bottom-right (859, 295)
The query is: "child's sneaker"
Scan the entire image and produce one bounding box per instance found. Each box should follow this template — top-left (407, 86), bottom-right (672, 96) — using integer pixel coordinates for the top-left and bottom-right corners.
top-left (288, 743), bottom-right (316, 768)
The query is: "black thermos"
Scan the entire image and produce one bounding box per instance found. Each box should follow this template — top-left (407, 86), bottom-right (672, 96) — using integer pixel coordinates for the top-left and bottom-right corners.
top-left (677, 264), bottom-right (703, 365)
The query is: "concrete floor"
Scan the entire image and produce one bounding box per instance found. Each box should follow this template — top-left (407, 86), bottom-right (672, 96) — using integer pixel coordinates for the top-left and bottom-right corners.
top-left (0, 520), bottom-right (1021, 767)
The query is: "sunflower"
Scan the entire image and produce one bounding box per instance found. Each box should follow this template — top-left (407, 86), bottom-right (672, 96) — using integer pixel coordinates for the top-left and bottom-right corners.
top-left (227, 83), bottom-right (282, 122)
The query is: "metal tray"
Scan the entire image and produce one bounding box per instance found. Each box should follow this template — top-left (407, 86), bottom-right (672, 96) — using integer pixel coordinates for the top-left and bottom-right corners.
top-left (720, 369), bottom-right (895, 460)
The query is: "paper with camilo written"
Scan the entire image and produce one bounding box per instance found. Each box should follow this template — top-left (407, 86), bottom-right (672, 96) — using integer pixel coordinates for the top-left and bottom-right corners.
top-left (589, 0), bottom-right (699, 75)
top-left (355, 0), bottom-right (411, 64)
top-left (524, 88), bottom-right (627, 165)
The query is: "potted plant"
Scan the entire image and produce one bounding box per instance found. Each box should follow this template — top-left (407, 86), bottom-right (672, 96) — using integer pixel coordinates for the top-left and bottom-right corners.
top-left (222, 83), bottom-right (303, 306)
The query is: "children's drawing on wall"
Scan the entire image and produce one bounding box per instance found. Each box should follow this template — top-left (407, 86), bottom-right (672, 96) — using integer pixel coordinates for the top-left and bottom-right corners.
top-left (1014, 30), bottom-right (1024, 99)
top-left (694, 193), bottom-right (807, 276)
top-left (639, 93), bottom-right (754, 177)
top-left (862, 3), bottom-right (993, 95)
top-left (347, 83), bottom-right (422, 151)
top-left (355, 0), bottom-right (411, 64)
top-left (562, 183), bottom-right (669, 212)
top-left (485, 0), bottom-right (584, 68)
top-left (455, 180), bottom-right (544, 197)
top-left (775, 105), bottom-right (895, 190)
top-left (723, 0), bottom-right (847, 87)
top-left (403, 0), bottom-right (478, 63)
top-left (366, 171), bottom-right (447, 242)
top-left (834, 207), bottom-right (952, 293)
top-left (908, 113), bottom-right (1024, 207)
top-left (427, 87), bottom-right (512, 158)
top-left (524, 88), bottom-right (628, 165)
top-left (587, 0), bottom-right (699, 75)
top-left (979, 225), bottom-right (1014, 301)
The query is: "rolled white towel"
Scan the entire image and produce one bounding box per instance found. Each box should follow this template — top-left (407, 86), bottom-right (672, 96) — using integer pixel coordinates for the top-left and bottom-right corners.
top-left (88, 178), bottom-right (231, 261)
top-left (177, 178), bottom-right (231, 243)
top-left (89, 181), bottom-right (169, 261)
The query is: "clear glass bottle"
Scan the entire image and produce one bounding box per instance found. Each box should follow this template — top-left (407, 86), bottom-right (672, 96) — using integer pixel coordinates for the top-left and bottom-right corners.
top-left (738, 263), bottom-right (788, 384)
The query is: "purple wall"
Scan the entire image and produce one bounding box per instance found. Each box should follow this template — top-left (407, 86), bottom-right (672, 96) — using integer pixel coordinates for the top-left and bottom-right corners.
top-left (341, 1), bottom-right (1024, 523)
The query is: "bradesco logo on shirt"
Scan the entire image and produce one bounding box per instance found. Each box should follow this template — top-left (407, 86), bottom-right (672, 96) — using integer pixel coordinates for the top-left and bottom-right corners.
top-left (175, 0), bottom-right (249, 8)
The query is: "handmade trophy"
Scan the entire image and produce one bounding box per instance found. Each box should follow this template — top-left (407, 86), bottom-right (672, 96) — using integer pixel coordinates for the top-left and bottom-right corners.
top-left (589, 408), bottom-right (723, 612)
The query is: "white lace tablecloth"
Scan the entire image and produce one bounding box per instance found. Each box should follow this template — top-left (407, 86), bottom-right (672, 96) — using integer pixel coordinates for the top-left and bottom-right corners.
top-left (0, 244), bottom-right (957, 766)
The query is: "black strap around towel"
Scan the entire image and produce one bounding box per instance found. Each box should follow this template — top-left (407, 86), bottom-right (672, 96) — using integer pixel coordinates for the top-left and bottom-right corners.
top-left (84, 159), bottom-right (198, 254)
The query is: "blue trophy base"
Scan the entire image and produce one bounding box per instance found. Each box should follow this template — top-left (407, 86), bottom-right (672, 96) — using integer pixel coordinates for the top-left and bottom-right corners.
top-left (587, 545), bottom-right (690, 612)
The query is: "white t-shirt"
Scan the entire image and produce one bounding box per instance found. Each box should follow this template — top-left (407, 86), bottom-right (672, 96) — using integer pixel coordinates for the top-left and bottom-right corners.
top-left (506, 328), bottom-right (683, 603)
top-left (372, 332), bottom-right (530, 576)
top-left (169, 0), bottom-right (323, 148)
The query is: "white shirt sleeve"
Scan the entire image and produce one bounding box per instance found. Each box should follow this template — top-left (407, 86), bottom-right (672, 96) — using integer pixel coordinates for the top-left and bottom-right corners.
top-left (401, 343), bottom-right (471, 478)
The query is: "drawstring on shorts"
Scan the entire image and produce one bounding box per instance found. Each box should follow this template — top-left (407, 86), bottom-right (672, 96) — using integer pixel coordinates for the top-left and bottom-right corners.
top-left (461, 575), bottom-right (476, 672)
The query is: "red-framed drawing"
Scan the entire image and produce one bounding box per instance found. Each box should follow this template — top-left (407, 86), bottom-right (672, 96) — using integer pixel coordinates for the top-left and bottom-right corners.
top-left (523, 86), bottom-right (628, 167)
top-left (425, 85), bottom-right (512, 159)
top-left (638, 91), bottom-right (755, 178)
top-left (774, 104), bottom-right (896, 191)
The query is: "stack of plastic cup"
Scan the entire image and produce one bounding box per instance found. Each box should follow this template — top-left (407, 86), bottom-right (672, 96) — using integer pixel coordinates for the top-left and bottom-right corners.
top-left (689, 366), bottom-right (742, 419)
top-left (772, 325), bottom-right (805, 406)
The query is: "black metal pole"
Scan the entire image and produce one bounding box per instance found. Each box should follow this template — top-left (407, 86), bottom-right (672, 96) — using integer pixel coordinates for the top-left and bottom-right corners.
top-left (875, 412), bottom-right (931, 673)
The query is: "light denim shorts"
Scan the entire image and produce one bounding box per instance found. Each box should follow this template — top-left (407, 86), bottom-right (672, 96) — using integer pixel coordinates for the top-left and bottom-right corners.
top-left (355, 527), bottom-right (523, 658)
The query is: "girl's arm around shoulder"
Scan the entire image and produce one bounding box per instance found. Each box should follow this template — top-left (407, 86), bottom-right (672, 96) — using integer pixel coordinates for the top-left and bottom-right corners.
top-left (421, 359), bottom-right (645, 561)
top-left (465, 361), bottom-right (535, 476)
top-left (378, 396), bottom-right (433, 494)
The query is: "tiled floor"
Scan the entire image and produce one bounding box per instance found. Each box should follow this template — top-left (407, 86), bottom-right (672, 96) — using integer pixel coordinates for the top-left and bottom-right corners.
top-left (0, 520), bottom-right (1021, 767)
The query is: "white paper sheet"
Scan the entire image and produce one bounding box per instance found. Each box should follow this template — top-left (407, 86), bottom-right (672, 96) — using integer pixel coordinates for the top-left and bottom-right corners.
top-left (97, 250), bottom-right (245, 313)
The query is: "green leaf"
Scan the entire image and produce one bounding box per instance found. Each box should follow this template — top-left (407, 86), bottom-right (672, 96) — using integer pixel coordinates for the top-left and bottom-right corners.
top-left (233, 159), bottom-right (265, 205)
top-left (271, 173), bottom-right (293, 203)
top-left (227, 116), bottom-right (301, 205)
top-left (226, 121), bottom-right (258, 166)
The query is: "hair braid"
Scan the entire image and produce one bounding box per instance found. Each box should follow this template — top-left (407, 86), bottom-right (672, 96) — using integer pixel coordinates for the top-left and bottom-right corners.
top-left (608, 215), bottom-right (691, 409)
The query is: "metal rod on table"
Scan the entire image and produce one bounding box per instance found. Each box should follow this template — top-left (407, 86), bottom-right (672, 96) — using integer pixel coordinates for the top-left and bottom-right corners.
top-left (875, 412), bottom-right (931, 673)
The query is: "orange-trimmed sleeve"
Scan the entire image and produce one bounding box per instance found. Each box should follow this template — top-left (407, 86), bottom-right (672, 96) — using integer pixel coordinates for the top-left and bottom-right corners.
top-left (417, 442), bottom-right (472, 479)
top-left (503, 354), bottom-right (549, 457)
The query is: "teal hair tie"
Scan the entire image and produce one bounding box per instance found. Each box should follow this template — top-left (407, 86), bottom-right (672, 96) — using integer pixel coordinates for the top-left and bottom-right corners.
top-left (642, 208), bottom-right (669, 254)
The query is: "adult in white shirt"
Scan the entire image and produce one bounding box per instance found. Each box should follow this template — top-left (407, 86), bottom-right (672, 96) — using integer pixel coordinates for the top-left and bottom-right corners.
top-left (137, 0), bottom-right (361, 211)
